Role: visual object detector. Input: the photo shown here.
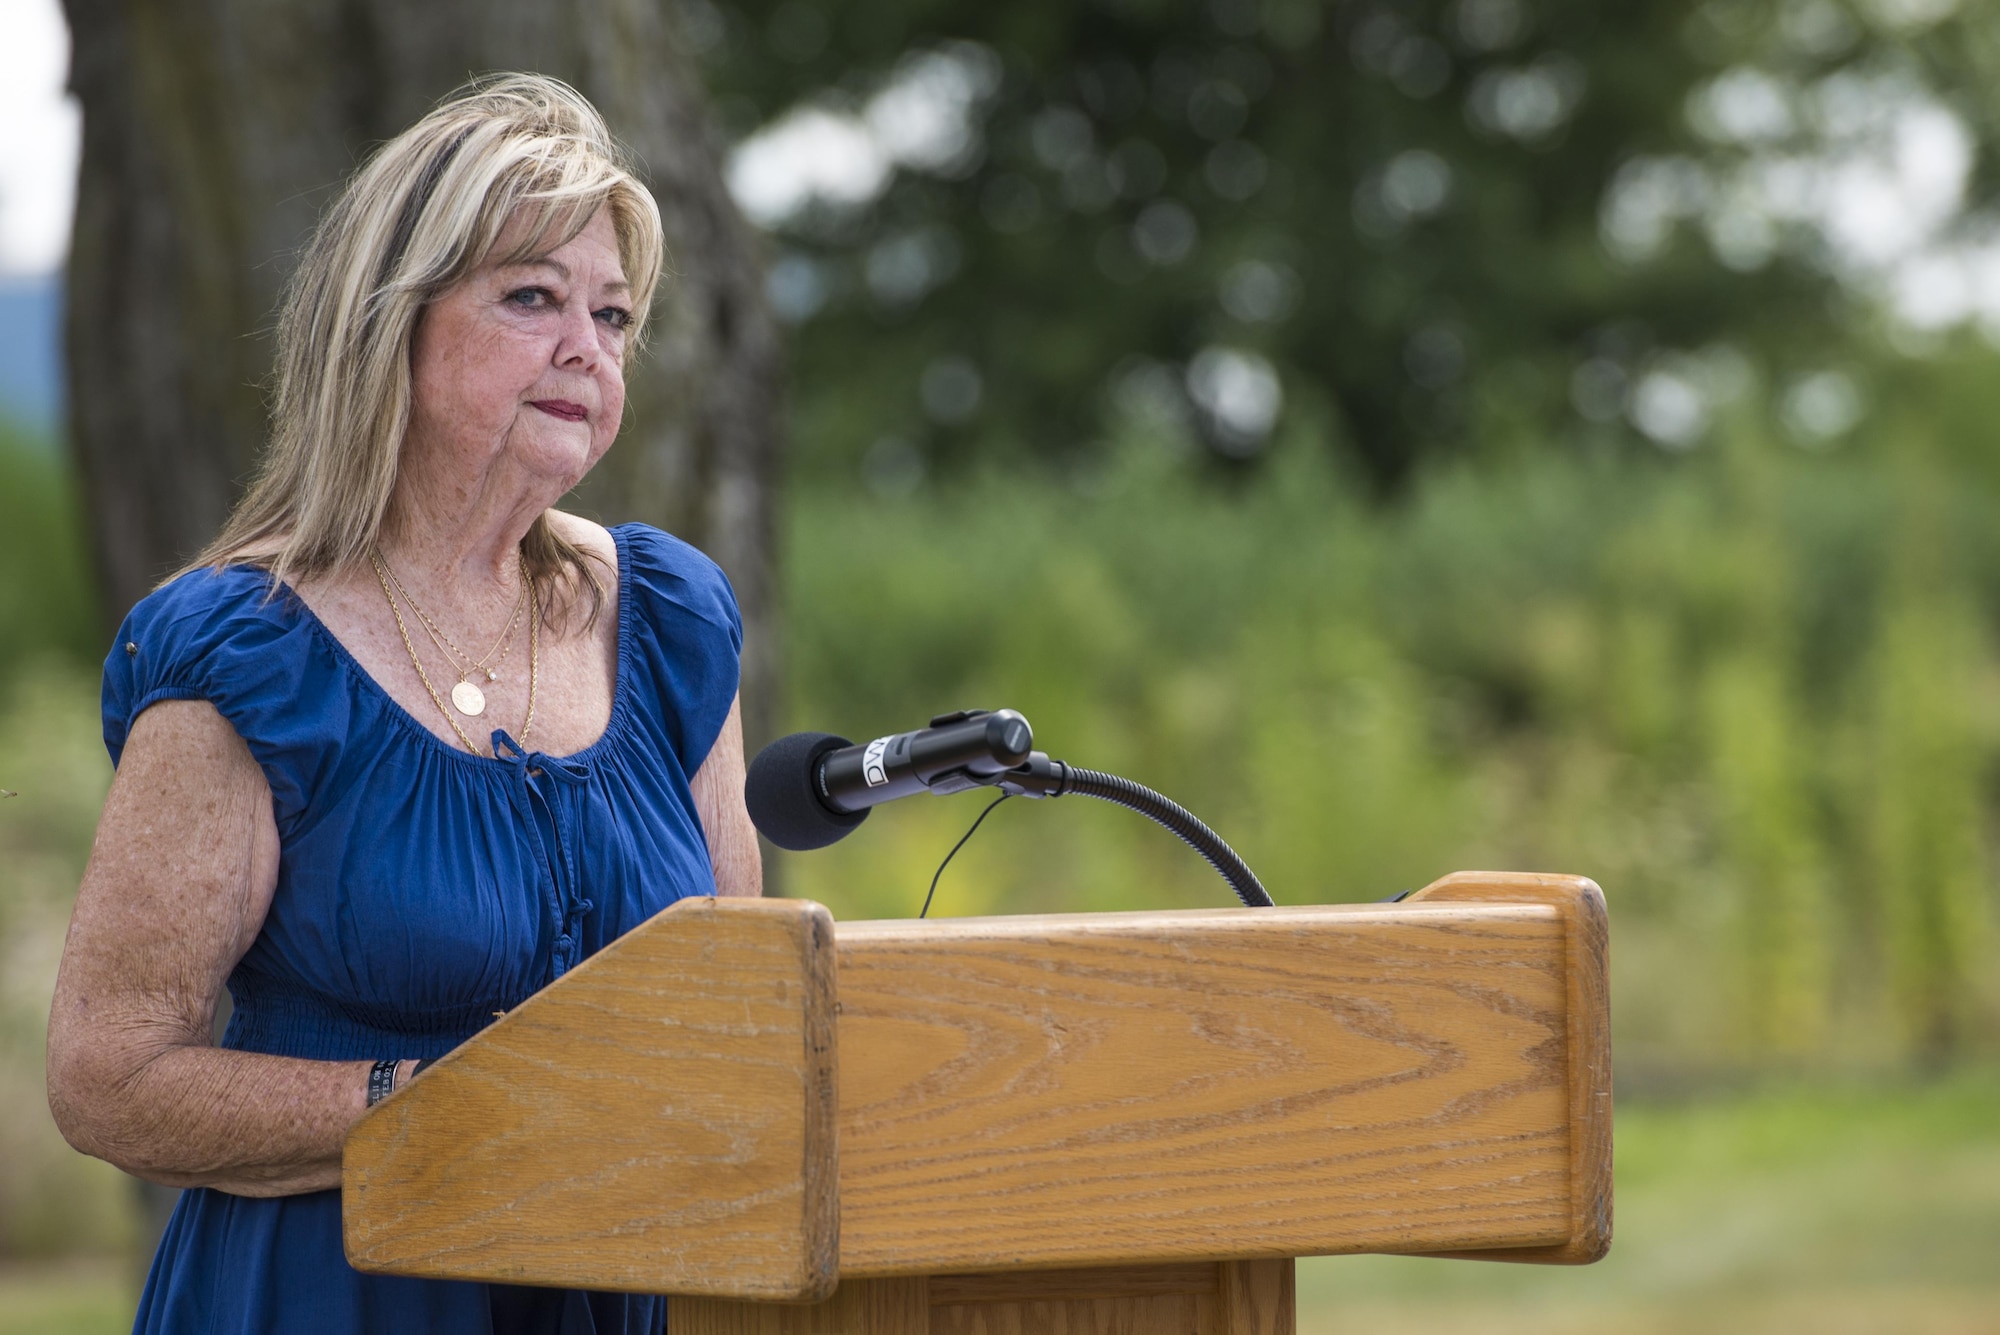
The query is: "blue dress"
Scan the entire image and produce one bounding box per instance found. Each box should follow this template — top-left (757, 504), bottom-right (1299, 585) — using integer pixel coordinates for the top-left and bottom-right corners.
top-left (101, 524), bottom-right (742, 1335)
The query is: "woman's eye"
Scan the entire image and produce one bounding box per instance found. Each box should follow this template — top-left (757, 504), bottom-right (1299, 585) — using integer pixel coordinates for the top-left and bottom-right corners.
top-left (506, 287), bottom-right (553, 309)
top-left (594, 306), bottom-right (632, 331)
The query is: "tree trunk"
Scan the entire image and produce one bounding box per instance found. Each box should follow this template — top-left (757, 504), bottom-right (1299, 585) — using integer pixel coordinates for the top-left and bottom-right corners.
top-left (60, 0), bottom-right (782, 1270)
top-left (60, 0), bottom-right (783, 743)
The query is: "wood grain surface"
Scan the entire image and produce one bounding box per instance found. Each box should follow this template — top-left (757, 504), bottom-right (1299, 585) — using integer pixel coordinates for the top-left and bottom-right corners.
top-left (931, 1286), bottom-right (1213, 1335)
top-left (1405, 872), bottom-right (1613, 1264)
top-left (833, 898), bottom-right (1584, 1275)
top-left (674, 1277), bottom-right (930, 1335)
top-left (929, 1265), bottom-right (1218, 1305)
top-left (342, 896), bottom-right (840, 1300)
top-left (1220, 1260), bottom-right (1294, 1335)
top-left (673, 1261), bottom-right (1291, 1335)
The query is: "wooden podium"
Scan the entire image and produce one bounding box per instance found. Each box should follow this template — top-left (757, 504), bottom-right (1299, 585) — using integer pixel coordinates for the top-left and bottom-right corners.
top-left (343, 871), bottom-right (1610, 1335)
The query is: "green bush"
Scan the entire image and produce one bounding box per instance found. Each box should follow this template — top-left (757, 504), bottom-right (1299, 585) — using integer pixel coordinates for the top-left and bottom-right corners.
top-left (0, 424), bottom-right (98, 687)
top-left (0, 664), bottom-right (128, 1259)
top-left (0, 423), bottom-right (128, 1261)
top-left (782, 390), bottom-right (2000, 1071)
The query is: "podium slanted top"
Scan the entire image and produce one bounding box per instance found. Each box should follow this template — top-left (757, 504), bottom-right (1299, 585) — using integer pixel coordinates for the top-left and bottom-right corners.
top-left (343, 873), bottom-right (1609, 1298)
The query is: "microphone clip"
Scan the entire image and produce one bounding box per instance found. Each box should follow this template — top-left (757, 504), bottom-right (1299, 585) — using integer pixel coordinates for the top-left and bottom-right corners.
top-left (987, 751), bottom-right (1070, 800)
top-left (921, 710), bottom-right (1069, 799)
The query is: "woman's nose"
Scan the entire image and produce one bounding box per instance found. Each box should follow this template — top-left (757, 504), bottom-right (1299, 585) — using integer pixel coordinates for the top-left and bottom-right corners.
top-left (553, 300), bottom-right (601, 370)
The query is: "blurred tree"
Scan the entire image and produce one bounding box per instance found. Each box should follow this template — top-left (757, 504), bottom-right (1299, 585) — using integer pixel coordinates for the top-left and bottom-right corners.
top-left (59, 0), bottom-right (784, 743)
top-left (695, 0), bottom-right (1995, 487)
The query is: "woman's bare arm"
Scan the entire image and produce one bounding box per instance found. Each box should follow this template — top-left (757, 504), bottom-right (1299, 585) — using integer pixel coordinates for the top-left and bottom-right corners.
top-left (691, 692), bottom-right (763, 898)
top-left (51, 683), bottom-right (756, 1191)
top-left (46, 700), bottom-right (385, 1196)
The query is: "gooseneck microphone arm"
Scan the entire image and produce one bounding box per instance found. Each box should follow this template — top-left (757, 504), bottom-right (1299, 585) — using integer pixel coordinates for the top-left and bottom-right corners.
top-left (987, 754), bottom-right (1273, 908)
top-left (744, 709), bottom-right (1276, 910)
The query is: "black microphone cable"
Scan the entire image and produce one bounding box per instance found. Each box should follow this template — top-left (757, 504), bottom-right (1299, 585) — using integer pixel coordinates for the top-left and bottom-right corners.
top-left (919, 794), bottom-right (1012, 919)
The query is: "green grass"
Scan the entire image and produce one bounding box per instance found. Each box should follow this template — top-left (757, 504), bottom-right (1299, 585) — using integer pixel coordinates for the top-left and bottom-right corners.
top-left (0, 1260), bottom-right (132, 1335)
top-left (1299, 1071), bottom-right (2000, 1333)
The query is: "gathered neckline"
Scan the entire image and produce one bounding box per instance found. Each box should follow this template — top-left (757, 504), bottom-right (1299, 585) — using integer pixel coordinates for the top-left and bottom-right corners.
top-left (275, 525), bottom-right (637, 769)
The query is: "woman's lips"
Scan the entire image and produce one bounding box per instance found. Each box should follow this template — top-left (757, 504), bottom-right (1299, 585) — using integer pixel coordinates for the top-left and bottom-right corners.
top-left (531, 399), bottom-right (588, 422)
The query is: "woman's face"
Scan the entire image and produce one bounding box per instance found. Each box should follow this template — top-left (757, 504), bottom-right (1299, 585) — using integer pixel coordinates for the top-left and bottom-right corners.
top-left (406, 207), bottom-right (632, 494)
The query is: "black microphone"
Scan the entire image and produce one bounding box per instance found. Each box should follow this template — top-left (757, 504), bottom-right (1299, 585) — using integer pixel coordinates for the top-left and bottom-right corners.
top-left (745, 709), bottom-right (1034, 851)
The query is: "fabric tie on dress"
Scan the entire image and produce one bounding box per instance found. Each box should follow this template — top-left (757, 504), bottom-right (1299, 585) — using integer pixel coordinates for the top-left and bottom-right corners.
top-left (494, 729), bottom-right (597, 980)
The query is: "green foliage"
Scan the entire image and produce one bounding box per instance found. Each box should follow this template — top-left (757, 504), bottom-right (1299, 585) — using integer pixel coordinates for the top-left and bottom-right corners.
top-left (1861, 593), bottom-right (1993, 1063)
top-left (0, 1261), bottom-right (130, 1335)
top-left (0, 665), bottom-right (127, 1260)
top-left (0, 423), bottom-right (99, 685)
top-left (1704, 647), bottom-right (1830, 1054)
top-left (0, 424), bottom-right (127, 1262)
top-left (782, 371), bottom-right (2000, 1068)
top-left (693, 0), bottom-right (1995, 487)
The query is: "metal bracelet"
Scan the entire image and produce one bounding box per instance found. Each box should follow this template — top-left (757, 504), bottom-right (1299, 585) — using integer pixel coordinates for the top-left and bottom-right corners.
top-left (366, 1057), bottom-right (400, 1107)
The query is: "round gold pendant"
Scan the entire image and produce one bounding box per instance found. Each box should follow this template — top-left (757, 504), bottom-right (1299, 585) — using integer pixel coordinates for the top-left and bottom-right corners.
top-left (451, 680), bottom-right (487, 717)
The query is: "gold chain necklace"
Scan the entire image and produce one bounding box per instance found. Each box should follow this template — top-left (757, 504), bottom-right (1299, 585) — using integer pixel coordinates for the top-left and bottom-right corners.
top-left (387, 560), bottom-right (524, 682)
top-left (377, 558), bottom-right (526, 717)
top-left (384, 559), bottom-right (524, 673)
top-left (370, 551), bottom-right (541, 755)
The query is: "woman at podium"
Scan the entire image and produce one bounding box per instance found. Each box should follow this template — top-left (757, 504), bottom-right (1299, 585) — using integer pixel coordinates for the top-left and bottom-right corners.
top-left (45, 74), bottom-right (760, 1334)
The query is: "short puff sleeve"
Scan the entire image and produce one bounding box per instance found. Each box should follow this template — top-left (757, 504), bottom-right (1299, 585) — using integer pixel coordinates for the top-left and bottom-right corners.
top-left (616, 525), bottom-right (743, 779)
top-left (102, 568), bottom-right (346, 831)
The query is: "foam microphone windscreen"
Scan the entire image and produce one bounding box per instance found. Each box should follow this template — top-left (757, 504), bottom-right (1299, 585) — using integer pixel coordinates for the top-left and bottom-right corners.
top-left (744, 731), bottom-right (871, 851)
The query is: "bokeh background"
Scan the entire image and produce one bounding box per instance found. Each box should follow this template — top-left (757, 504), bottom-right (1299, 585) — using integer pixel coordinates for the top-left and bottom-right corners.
top-left (4, 0), bottom-right (2000, 1329)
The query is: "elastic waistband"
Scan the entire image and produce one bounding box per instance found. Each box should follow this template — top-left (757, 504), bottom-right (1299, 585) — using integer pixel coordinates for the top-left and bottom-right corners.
top-left (222, 973), bottom-right (516, 1062)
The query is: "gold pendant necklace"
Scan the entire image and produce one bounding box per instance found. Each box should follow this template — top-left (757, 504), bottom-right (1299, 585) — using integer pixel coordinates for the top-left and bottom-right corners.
top-left (376, 558), bottom-right (525, 717)
top-left (450, 679), bottom-right (487, 717)
top-left (370, 550), bottom-right (540, 755)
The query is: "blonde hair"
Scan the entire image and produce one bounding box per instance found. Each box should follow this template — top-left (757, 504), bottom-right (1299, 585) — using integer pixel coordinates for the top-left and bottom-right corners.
top-left (190, 72), bottom-right (666, 621)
